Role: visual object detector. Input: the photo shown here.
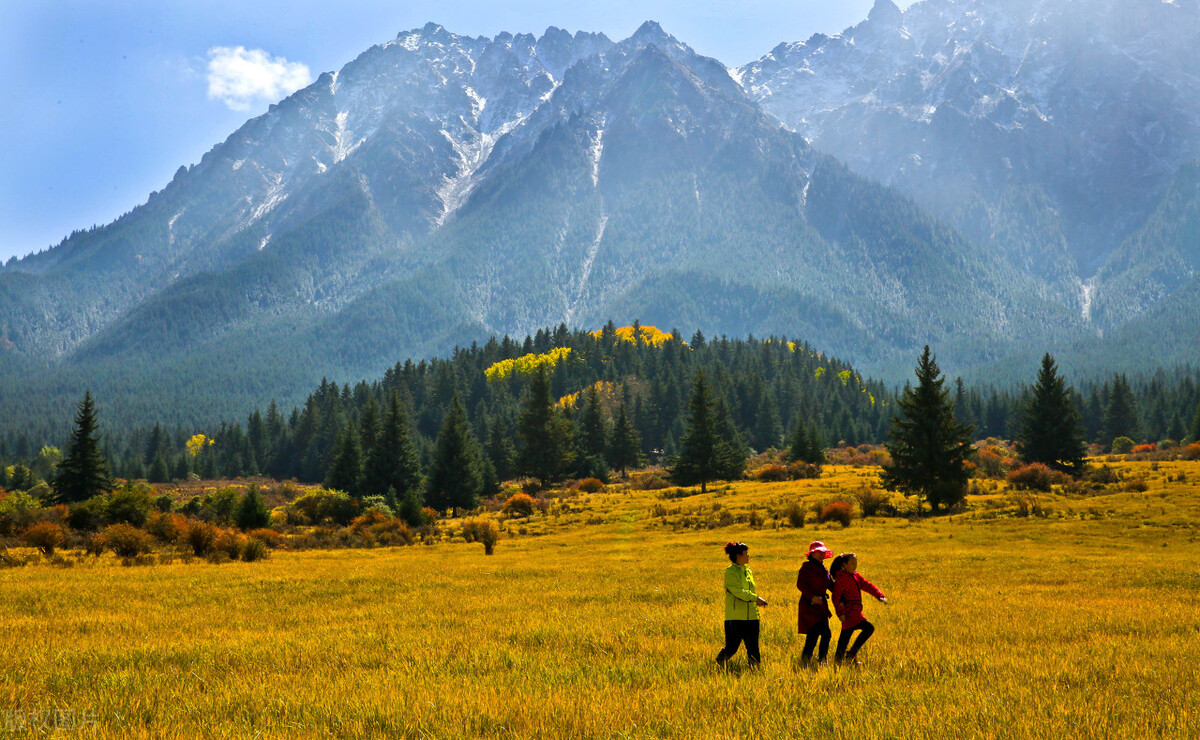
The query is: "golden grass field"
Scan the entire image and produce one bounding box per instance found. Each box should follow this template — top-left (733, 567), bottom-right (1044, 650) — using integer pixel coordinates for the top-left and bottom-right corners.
top-left (3, 459), bottom-right (1199, 739)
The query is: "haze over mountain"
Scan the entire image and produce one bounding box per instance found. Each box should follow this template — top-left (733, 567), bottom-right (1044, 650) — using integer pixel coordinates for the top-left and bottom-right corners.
top-left (1, 0), bottom-right (1196, 430)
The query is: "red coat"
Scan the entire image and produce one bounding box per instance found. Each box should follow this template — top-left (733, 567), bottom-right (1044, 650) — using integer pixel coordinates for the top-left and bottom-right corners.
top-left (832, 570), bottom-right (885, 629)
top-left (796, 560), bottom-right (833, 632)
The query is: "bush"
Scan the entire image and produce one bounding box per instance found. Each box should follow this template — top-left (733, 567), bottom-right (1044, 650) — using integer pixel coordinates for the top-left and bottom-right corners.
top-left (105, 483), bottom-right (155, 527)
top-left (1111, 437), bottom-right (1135, 454)
top-left (783, 502), bottom-right (805, 528)
top-left (0, 491), bottom-right (43, 536)
top-left (83, 532), bottom-right (107, 557)
top-left (241, 538), bottom-right (269, 562)
top-left (628, 473), bottom-right (671, 491)
top-left (213, 529), bottom-right (246, 560)
top-left (207, 487), bottom-right (242, 525)
top-left (1008, 463), bottom-right (1056, 492)
top-left (103, 523), bottom-right (153, 558)
top-left (145, 512), bottom-right (189, 544)
top-left (246, 528), bottom-right (283, 549)
top-left (155, 494), bottom-right (175, 512)
top-left (577, 478), bottom-right (605, 493)
top-left (66, 496), bottom-right (108, 532)
top-left (1180, 443), bottom-right (1200, 461)
top-left (186, 522), bottom-right (220, 556)
top-left (502, 492), bottom-right (537, 517)
top-left (235, 485), bottom-right (270, 530)
top-left (853, 487), bottom-right (891, 517)
top-left (819, 501), bottom-right (854, 527)
top-left (1085, 465), bottom-right (1120, 485)
top-left (361, 495), bottom-right (395, 519)
top-left (753, 465), bottom-right (790, 482)
top-left (289, 489), bottom-right (359, 527)
top-left (478, 520), bottom-right (500, 555)
top-left (22, 522), bottom-right (66, 555)
top-left (1131, 443), bottom-right (1157, 455)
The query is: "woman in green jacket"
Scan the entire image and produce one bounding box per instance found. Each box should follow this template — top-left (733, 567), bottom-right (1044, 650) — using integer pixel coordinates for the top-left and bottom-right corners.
top-left (716, 541), bottom-right (768, 668)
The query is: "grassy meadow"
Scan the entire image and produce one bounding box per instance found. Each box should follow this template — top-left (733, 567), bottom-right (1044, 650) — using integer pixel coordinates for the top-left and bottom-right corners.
top-left (3, 459), bottom-right (1200, 738)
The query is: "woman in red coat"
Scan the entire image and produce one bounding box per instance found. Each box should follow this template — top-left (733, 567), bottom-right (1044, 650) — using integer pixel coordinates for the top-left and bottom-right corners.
top-left (830, 552), bottom-right (887, 666)
top-left (796, 540), bottom-right (834, 666)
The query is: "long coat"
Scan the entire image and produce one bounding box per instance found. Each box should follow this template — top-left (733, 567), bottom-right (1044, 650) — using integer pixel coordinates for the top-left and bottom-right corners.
top-left (796, 559), bottom-right (833, 632)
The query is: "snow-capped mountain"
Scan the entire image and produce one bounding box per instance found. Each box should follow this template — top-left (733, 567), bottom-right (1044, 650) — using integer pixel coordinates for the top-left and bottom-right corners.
top-left (0, 8), bottom-right (1195, 430)
top-left (739, 0), bottom-right (1200, 328)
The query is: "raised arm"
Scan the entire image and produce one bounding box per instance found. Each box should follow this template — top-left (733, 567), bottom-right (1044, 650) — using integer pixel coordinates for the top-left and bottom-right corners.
top-left (855, 572), bottom-right (886, 601)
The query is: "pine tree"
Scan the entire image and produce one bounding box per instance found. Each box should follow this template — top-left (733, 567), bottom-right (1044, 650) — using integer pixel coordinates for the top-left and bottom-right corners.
top-left (362, 393), bottom-right (422, 498)
top-left (574, 385), bottom-right (610, 480)
top-left (148, 455), bottom-right (171, 484)
top-left (517, 367), bottom-right (573, 486)
top-left (1015, 354), bottom-right (1087, 475)
top-left (426, 395), bottom-right (484, 512)
top-left (324, 424), bottom-right (363, 497)
top-left (1191, 402), bottom-right (1200, 444)
top-left (608, 401), bottom-right (642, 478)
top-left (485, 415), bottom-right (516, 483)
top-left (52, 391), bottom-right (113, 503)
top-left (236, 484), bottom-right (270, 530)
top-left (880, 347), bottom-right (973, 513)
top-left (672, 372), bottom-right (744, 493)
top-left (788, 419), bottom-right (824, 465)
top-left (1102, 374), bottom-right (1140, 447)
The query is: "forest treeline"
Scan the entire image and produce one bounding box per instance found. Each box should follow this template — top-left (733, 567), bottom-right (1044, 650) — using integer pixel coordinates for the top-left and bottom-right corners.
top-left (2, 323), bottom-right (1199, 494)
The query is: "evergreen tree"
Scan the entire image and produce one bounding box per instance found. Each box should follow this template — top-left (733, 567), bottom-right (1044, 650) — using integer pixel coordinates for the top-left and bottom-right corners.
top-left (1102, 374), bottom-right (1141, 447)
top-left (362, 393), bottom-right (422, 498)
top-left (1015, 354), bottom-right (1087, 475)
top-left (608, 401), bottom-right (642, 478)
top-left (1191, 402), bottom-right (1200, 444)
top-left (172, 453), bottom-right (191, 482)
top-left (52, 391), bottom-right (113, 503)
top-left (788, 419), bottom-right (824, 465)
top-left (324, 424), bottom-right (363, 497)
top-left (426, 395), bottom-right (484, 512)
top-left (574, 385), bottom-right (610, 480)
top-left (485, 416), bottom-right (516, 483)
top-left (517, 367), bottom-right (573, 486)
top-left (144, 422), bottom-right (168, 466)
top-left (236, 484), bottom-right (270, 530)
top-left (880, 347), bottom-right (973, 513)
top-left (148, 455), bottom-right (171, 484)
top-left (672, 372), bottom-right (745, 493)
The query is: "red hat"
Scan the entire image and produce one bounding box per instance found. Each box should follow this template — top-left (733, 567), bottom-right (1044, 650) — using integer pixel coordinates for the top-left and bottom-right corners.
top-left (807, 541), bottom-right (832, 559)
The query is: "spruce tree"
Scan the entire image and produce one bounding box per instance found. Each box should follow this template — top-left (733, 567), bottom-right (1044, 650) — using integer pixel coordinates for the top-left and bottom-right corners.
top-left (788, 419), bottom-right (811, 464)
top-left (52, 391), bottom-right (113, 503)
top-left (485, 415), bottom-right (516, 484)
top-left (608, 401), bottom-right (642, 478)
top-left (574, 385), bottom-right (610, 479)
top-left (1103, 374), bottom-right (1140, 447)
top-left (1015, 354), bottom-right (1087, 474)
top-left (363, 393), bottom-right (422, 499)
top-left (426, 395), bottom-right (484, 512)
top-left (1191, 402), bottom-right (1200, 444)
top-left (672, 372), bottom-right (744, 493)
top-left (324, 424), bottom-right (363, 497)
top-left (880, 347), bottom-right (973, 513)
top-left (236, 484), bottom-right (270, 530)
top-left (517, 367), bottom-right (572, 486)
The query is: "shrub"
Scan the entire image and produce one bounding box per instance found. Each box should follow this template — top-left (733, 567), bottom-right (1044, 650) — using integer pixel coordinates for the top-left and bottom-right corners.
top-left (246, 528), bottom-right (283, 549)
top-left (819, 501), bottom-right (854, 527)
top-left (853, 487), bottom-right (891, 517)
top-left (752, 465), bottom-right (790, 482)
top-left (1122, 479), bottom-right (1149, 493)
top-left (350, 508), bottom-right (392, 534)
top-left (1111, 437), bottom-right (1135, 454)
top-left (207, 487), bottom-right (242, 525)
top-left (105, 483), bottom-right (155, 527)
top-left (66, 496), bottom-right (107, 532)
top-left (1008, 463), bottom-right (1056, 492)
top-left (155, 494), bottom-right (175, 512)
top-left (83, 532), bottom-right (107, 556)
top-left (476, 520), bottom-right (500, 555)
top-left (502, 492), bottom-right (537, 517)
top-left (236, 485), bottom-right (271, 530)
top-left (628, 473), bottom-right (670, 491)
top-left (748, 508), bottom-right (764, 528)
top-left (1131, 443), bottom-right (1157, 455)
top-left (241, 538), bottom-right (269, 562)
top-left (1180, 443), bottom-right (1200, 461)
top-left (290, 489), bottom-right (359, 527)
top-left (103, 523), bottom-right (153, 558)
top-left (360, 495), bottom-right (395, 519)
top-left (783, 502), bottom-right (805, 528)
top-left (577, 478), bottom-right (605, 493)
top-left (144, 511), bottom-right (189, 544)
top-left (1085, 465), bottom-right (1120, 485)
top-left (0, 490), bottom-right (42, 536)
top-left (213, 529), bottom-right (246, 560)
top-left (186, 522), bottom-right (220, 556)
top-left (22, 522), bottom-right (66, 555)
top-left (786, 462), bottom-right (822, 480)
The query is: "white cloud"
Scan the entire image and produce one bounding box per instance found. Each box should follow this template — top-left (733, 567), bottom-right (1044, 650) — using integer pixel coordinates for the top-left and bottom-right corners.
top-left (206, 46), bottom-right (313, 111)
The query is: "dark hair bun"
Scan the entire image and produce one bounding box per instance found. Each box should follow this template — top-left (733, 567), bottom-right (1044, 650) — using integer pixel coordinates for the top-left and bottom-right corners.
top-left (724, 542), bottom-right (737, 555)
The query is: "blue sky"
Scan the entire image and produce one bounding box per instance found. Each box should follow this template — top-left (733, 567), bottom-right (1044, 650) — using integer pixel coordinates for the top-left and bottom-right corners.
top-left (0, 0), bottom-right (908, 262)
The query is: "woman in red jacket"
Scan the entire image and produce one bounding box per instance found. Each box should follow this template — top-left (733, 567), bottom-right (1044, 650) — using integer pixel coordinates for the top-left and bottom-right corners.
top-left (796, 540), bottom-right (834, 666)
top-left (830, 552), bottom-right (887, 666)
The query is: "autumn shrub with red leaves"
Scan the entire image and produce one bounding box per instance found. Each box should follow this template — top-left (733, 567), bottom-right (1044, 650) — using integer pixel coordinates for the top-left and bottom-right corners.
top-left (819, 501), bottom-right (854, 527)
top-left (22, 521), bottom-right (66, 555)
top-left (103, 523), bottom-right (153, 558)
top-left (1007, 463), bottom-right (1072, 492)
top-left (503, 492), bottom-right (537, 517)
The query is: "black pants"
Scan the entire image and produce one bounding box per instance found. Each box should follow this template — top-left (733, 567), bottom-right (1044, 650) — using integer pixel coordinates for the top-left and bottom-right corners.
top-left (835, 619), bottom-right (875, 662)
top-left (801, 620), bottom-right (832, 664)
top-left (716, 619), bottom-right (761, 667)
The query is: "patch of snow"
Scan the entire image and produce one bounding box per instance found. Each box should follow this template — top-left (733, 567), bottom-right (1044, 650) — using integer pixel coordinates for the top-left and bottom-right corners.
top-left (540, 80), bottom-right (561, 103)
top-left (566, 207), bottom-right (608, 325)
top-left (728, 67), bottom-right (746, 88)
top-left (168, 211), bottom-right (183, 248)
top-left (258, 234), bottom-right (272, 251)
top-left (465, 86), bottom-right (486, 119)
top-left (329, 70), bottom-right (340, 96)
top-left (249, 171), bottom-right (286, 224)
top-left (693, 173), bottom-right (702, 207)
top-left (1079, 277), bottom-right (1096, 323)
top-left (590, 118), bottom-right (606, 187)
top-left (435, 116), bottom-right (526, 226)
top-left (332, 111), bottom-right (361, 163)
top-left (232, 159), bottom-right (245, 171)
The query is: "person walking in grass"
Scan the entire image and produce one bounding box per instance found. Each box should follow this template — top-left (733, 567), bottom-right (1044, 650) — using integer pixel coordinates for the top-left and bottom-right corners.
top-left (830, 552), bottom-right (887, 667)
top-left (716, 541), bottom-right (768, 668)
top-left (796, 540), bottom-right (834, 666)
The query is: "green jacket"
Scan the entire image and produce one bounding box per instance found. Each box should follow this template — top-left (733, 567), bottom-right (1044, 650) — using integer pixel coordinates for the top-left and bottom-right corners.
top-left (724, 563), bottom-right (760, 621)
